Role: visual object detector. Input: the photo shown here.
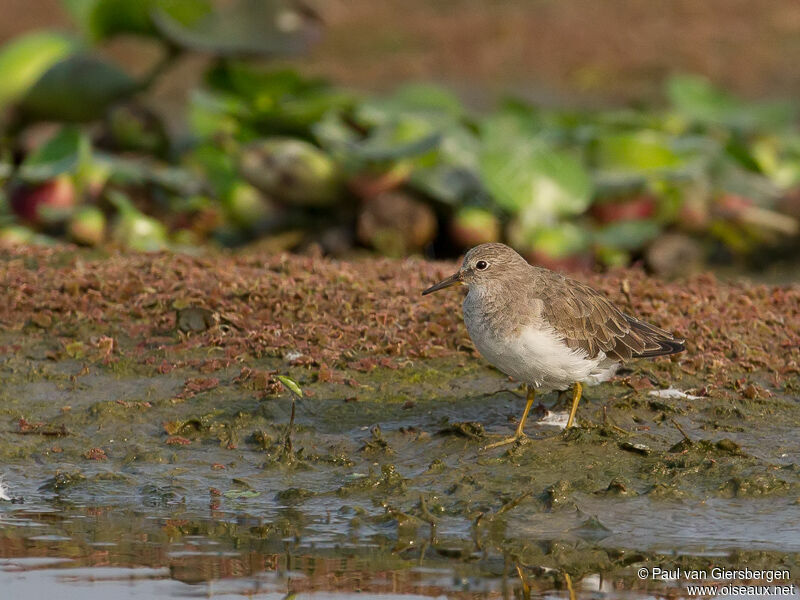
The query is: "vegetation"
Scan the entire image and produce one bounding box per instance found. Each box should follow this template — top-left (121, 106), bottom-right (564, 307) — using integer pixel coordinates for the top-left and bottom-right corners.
top-left (0, 0), bottom-right (798, 273)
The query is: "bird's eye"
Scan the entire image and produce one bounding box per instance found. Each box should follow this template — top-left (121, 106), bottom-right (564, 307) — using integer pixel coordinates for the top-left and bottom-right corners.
top-left (475, 260), bottom-right (489, 271)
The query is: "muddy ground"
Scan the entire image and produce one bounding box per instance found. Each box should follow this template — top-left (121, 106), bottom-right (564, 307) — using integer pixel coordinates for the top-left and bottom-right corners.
top-left (0, 246), bottom-right (799, 597)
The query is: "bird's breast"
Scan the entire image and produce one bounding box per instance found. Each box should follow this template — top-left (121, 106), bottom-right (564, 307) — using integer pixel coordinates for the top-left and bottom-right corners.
top-left (462, 290), bottom-right (608, 389)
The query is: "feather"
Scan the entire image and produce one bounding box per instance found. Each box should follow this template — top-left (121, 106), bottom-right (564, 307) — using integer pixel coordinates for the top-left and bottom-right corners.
top-left (538, 272), bottom-right (684, 362)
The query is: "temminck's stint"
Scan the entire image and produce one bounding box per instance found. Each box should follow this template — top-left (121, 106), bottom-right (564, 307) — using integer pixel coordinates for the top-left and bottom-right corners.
top-left (422, 243), bottom-right (685, 448)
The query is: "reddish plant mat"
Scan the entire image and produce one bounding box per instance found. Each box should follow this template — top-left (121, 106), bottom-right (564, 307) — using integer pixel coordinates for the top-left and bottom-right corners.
top-left (0, 247), bottom-right (797, 387)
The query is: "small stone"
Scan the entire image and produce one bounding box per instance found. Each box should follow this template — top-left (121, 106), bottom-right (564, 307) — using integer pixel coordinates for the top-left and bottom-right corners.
top-left (176, 306), bottom-right (217, 333)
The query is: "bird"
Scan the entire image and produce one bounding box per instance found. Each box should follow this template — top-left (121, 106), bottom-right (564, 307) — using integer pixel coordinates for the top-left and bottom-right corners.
top-left (422, 243), bottom-right (685, 448)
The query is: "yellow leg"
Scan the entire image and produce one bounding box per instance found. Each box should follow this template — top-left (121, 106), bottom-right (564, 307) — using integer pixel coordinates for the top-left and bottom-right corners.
top-left (514, 387), bottom-right (536, 438)
top-left (564, 572), bottom-right (576, 600)
top-left (516, 564), bottom-right (531, 600)
top-left (483, 387), bottom-right (535, 450)
top-left (565, 382), bottom-right (582, 429)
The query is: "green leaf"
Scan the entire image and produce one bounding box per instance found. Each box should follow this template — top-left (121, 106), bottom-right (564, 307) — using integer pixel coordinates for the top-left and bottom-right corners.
top-left (20, 54), bottom-right (138, 122)
top-left (437, 125), bottom-right (482, 171)
top-left (65, 0), bottom-right (154, 39)
top-left (351, 126), bottom-right (441, 163)
top-left (108, 191), bottom-right (169, 252)
top-left (316, 112), bottom-right (442, 168)
top-left (99, 153), bottom-right (202, 195)
top-left (357, 83), bottom-right (465, 125)
top-left (0, 30), bottom-right (79, 109)
top-left (276, 375), bottom-right (303, 398)
top-left (713, 161), bottom-right (781, 203)
top-left (152, 0), bottom-right (321, 57)
top-left (481, 107), bottom-right (544, 144)
top-left (186, 143), bottom-right (239, 198)
top-left (749, 135), bottom-right (800, 190)
top-left (408, 125), bottom-right (486, 204)
top-left (65, 341), bottom-right (87, 359)
top-left (222, 489), bottom-right (261, 499)
top-left (0, 225), bottom-right (36, 245)
top-left (238, 138), bottom-right (340, 207)
top-left (667, 74), bottom-right (795, 130)
top-left (410, 165), bottom-right (486, 206)
top-left (63, 0), bottom-right (212, 42)
top-left (312, 111), bottom-right (359, 152)
top-left (594, 131), bottom-right (684, 173)
top-left (0, 151), bottom-right (13, 182)
top-left (386, 83), bottom-right (464, 115)
top-left (188, 89), bottom-right (249, 139)
top-left (479, 127), bottom-right (592, 221)
top-left (62, 0), bottom-right (98, 34)
top-left (205, 65), bottom-right (355, 137)
top-left (335, 85), bottom-right (466, 174)
top-left (19, 127), bottom-right (91, 182)
top-left (593, 219), bottom-right (662, 251)
top-left (508, 221), bottom-right (589, 258)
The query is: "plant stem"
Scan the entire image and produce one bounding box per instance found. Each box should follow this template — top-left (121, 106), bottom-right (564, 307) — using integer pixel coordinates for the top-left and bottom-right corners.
top-left (139, 44), bottom-right (183, 92)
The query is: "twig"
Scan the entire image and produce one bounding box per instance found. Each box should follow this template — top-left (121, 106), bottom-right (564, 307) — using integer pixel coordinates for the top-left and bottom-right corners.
top-left (283, 398), bottom-right (296, 455)
top-left (419, 494), bottom-right (439, 525)
top-left (671, 418), bottom-right (692, 443)
top-left (738, 205), bottom-right (799, 235)
top-left (139, 43), bottom-right (183, 91)
top-left (496, 490), bottom-right (532, 516)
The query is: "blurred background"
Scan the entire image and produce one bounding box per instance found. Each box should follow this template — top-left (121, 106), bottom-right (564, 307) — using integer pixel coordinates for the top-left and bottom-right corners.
top-left (1, 0), bottom-right (799, 277)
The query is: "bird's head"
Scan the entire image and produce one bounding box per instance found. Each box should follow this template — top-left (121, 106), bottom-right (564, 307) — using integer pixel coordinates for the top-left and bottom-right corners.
top-left (421, 243), bottom-right (528, 295)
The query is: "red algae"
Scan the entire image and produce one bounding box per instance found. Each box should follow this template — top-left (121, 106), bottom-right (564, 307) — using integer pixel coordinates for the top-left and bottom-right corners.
top-left (0, 247), bottom-right (797, 383)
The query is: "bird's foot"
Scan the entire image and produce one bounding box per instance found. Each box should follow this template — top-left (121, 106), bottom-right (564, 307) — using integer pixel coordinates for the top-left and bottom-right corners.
top-left (481, 432), bottom-right (529, 451)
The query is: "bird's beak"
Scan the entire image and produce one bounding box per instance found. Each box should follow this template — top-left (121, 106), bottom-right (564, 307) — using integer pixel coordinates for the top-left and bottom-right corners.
top-left (422, 271), bottom-right (463, 295)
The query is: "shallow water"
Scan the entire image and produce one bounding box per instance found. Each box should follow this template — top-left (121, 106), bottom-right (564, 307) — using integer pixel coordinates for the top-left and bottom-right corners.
top-left (1, 497), bottom-right (799, 599)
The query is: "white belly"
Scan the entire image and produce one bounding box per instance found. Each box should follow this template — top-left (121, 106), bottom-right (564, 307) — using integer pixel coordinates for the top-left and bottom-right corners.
top-left (465, 320), bottom-right (619, 391)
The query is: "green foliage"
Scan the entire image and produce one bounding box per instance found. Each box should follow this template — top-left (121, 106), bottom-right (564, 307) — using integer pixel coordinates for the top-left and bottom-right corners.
top-left (480, 113), bottom-right (593, 221)
top-left (238, 137), bottom-right (341, 207)
top-left (0, 31), bottom-right (79, 109)
top-left (0, 152), bottom-right (12, 183)
top-left (19, 127), bottom-right (91, 182)
top-left (201, 63), bottom-right (356, 140)
top-left (19, 54), bottom-right (138, 122)
top-left (62, 0), bottom-right (319, 56)
top-left (509, 222), bottom-right (589, 259)
top-left (667, 74), bottom-right (796, 131)
top-left (151, 0), bottom-right (320, 57)
top-left (108, 191), bottom-right (168, 251)
top-left (63, 0), bottom-right (225, 46)
top-left (64, 0), bottom-right (163, 40)
top-left (356, 83), bottom-right (465, 124)
top-left (0, 1), bottom-right (797, 263)
top-left (222, 489), bottom-right (261, 499)
top-left (593, 219), bottom-right (662, 250)
top-left (276, 375), bottom-right (303, 398)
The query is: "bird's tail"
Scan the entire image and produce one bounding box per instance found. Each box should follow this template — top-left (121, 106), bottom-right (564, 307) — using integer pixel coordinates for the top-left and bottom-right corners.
top-left (625, 314), bottom-right (686, 358)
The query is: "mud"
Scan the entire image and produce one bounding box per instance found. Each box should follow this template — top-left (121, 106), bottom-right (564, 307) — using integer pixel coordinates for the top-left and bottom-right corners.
top-left (0, 246), bottom-right (799, 597)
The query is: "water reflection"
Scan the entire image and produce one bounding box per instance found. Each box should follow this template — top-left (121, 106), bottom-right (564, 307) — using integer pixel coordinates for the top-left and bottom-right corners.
top-left (1, 504), bottom-right (798, 599)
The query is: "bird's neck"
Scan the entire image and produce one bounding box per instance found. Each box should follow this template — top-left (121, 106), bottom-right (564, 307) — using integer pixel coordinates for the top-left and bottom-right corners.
top-left (464, 280), bottom-right (520, 333)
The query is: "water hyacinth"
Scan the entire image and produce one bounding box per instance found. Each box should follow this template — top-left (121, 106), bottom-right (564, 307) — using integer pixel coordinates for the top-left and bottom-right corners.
top-left (238, 138), bottom-right (341, 208)
top-left (10, 176), bottom-right (76, 226)
top-left (108, 192), bottom-right (168, 252)
top-left (0, 3), bottom-right (795, 267)
top-left (67, 205), bottom-right (106, 246)
top-left (449, 207), bottom-right (502, 249)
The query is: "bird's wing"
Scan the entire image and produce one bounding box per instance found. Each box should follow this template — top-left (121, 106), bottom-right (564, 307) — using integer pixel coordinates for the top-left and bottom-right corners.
top-left (538, 274), bottom-right (685, 361)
